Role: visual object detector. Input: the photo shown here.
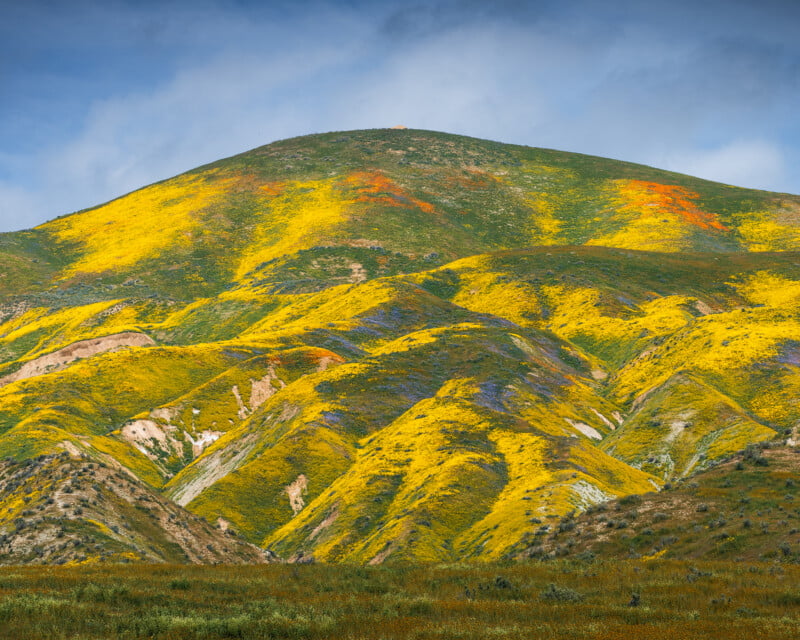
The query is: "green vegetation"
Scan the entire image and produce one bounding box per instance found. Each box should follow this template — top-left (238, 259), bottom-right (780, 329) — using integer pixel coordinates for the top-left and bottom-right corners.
top-left (0, 128), bottom-right (800, 564)
top-left (532, 442), bottom-right (800, 563)
top-left (1, 560), bottom-right (800, 639)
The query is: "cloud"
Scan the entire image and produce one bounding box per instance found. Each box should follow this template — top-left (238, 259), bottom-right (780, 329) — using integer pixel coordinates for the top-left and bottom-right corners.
top-left (0, 183), bottom-right (46, 231)
top-left (1, 5), bottom-right (369, 229)
top-left (663, 140), bottom-right (787, 192)
top-left (332, 23), bottom-right (556, 138)
top-left (1, 0), bottom-right (799, 232)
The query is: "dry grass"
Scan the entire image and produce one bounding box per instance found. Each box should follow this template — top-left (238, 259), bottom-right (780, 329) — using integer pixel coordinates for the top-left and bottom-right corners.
top-left (0, 559), bottom-right (799, 639)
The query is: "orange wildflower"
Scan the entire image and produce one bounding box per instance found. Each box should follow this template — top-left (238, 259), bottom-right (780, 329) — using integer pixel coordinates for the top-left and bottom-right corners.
top-left (345, 171), bottom-right (436, 214)
top-left (615, 180), bottom-right (728, 231)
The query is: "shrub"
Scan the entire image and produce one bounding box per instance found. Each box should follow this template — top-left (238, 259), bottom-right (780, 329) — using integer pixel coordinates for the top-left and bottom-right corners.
top-left (557, 520), bottom-right (576, 534)
top-left (169, 579), bottom-right (191, 590)
top-left (494, 576), bottom-right (513, 590)
top-left (541, 583), bottom-right (584, 603)
top-left (743, 444), bottom-right (768, 466)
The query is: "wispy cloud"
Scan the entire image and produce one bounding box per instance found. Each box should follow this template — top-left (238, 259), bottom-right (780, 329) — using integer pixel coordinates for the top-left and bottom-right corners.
top-left (1, 0), bottom-right (798, 231)
top-left (0, 183), bottom-right (45, 229)
top-left (663, 141), bottom-right (787, 192)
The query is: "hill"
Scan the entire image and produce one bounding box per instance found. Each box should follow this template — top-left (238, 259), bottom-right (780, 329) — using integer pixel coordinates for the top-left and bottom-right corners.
top-left (0, 128), bottom-right (799, 563)
top-left (0, 453), bottom-right (267, 565)
top-left (526, 441), bottom-right (800, 563)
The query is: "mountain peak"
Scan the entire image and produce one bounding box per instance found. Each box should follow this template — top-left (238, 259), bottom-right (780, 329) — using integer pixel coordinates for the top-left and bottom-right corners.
top-left (1, 130), bottom-right (799, 563)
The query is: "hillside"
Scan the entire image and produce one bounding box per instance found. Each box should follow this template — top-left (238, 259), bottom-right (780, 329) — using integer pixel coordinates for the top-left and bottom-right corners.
top-left (0, 454), bottom-right (267, 565)
top-left (0, 128), bottom-right (799, 563)
top-left (526, 441), bottom-right (800, 563)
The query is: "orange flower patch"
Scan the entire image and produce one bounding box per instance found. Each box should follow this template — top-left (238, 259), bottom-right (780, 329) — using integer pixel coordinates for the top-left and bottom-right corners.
top-left (440, 168), bottom-right (497, 191)
top-left (258, 181), bottom-right (288, 197)
top-left (614, 180), bottom-right (728, 231)
top-left (345, 171), bottom-right (436, 214)
top-left (305, 347), bottom-right (346, 367)
top-left (223, 173), bottom-right (280, 194)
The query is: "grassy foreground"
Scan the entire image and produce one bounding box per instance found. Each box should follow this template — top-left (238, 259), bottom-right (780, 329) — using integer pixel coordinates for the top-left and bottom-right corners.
top-left (0, 561), bottom-right (798, 638)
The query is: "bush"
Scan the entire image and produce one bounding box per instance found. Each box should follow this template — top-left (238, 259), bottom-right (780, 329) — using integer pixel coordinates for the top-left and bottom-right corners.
top-left (494, 576), bottom-right (513, 589)
top-left (557, 520), bottom-right (576, 534)
top-left (541, 583), bottom-right (584, 603)
top-left (743, 444), bottom-right (768, 467)
top-left (169, 579), bottom-right (191, 590)
top-left (576, 551), bottom-right (596, 563)
top-left (72, 584), bottom-right (131, 604)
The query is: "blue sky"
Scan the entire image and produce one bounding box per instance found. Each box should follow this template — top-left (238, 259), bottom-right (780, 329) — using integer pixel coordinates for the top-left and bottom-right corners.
top-left (1, 0), bottom-right (798, 232)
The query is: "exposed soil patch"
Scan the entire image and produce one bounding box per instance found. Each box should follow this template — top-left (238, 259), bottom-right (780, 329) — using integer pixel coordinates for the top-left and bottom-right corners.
top-left (0, 332), bottom-right (154, 387)
top-left (168, 433), bottom-right (259, 507)
top-left (285, 474), bottom-right (308, 516)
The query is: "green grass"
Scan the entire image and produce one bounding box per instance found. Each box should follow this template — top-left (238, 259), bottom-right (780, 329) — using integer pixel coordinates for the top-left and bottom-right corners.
top-left (0, 560), bottom-right (799, 639)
